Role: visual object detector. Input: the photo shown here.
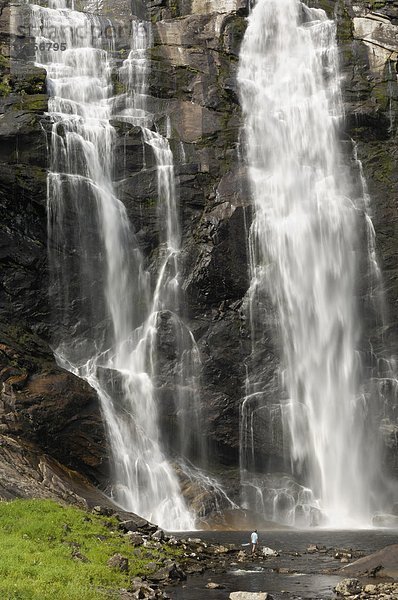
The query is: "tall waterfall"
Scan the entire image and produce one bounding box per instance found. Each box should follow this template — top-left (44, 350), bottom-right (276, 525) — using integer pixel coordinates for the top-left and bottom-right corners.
top-left (238, 0), bottom-right (380, 525)
top-left (29, 0), bottom-right (195, 529)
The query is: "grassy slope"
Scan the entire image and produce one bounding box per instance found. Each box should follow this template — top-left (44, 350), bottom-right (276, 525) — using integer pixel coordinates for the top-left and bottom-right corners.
top-left (0, 499), bottom-right (179, 600)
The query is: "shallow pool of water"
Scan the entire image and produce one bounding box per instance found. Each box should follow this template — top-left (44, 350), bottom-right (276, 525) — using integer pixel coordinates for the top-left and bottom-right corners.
top-left (167, 529), bottom-right (398, 599)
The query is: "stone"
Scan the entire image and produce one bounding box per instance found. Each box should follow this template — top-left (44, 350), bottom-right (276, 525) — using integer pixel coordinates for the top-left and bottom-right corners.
top-left (335, 551), bottom-right (352, 559)
top-left (185, 562), bottom-right (205, 575)
top-left (229, 593), bottom-right (272, 600)
top-left (151, 529), bottom-right (165, 541)
top-left (107, 554), bottom-right (129, 572)
top-left (262, 547), bottom-right (278, 557)
top-left (130, 577), bottom-right (158, 599)
top-left (334, 579), bottom-right (361, 596)
top-left (212, 545), bottom-right (234, 554)
top-left (206, 582), bottom-right (225, 589)
top-left (126, 532), bottom-right (144, 546)
top-left (71, 550), bottom-right (89, 563)
top-left (0, 331), bottom-right (108, 487)
top-left (237, 550), bottom-right (246, 562)
top-left (363, 585), bottom-right (378, 595)
top-left (92, 506), bottom-right (114, 517)
top-left (149, 563), bottom-right (186, 582)
top-left (118, 517), bottom-right (155, 533)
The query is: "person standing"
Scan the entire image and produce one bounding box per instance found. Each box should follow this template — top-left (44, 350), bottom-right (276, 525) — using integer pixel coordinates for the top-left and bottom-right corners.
top-left (250, 529), bottom-right (258, 554)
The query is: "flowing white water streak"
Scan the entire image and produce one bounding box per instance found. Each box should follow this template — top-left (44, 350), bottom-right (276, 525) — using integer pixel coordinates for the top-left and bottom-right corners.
top-left (30, 0), bottom-right (194, 529)
top-left (117, 19), bottom-right (206, 467)
top-left (238, 0), bottom-right (378, 525)
top-left (141, 130), bottom-right (205, 465)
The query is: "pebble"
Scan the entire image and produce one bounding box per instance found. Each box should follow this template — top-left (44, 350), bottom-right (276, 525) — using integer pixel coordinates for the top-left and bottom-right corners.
top-left (206, 582), bottom-right (225, 589)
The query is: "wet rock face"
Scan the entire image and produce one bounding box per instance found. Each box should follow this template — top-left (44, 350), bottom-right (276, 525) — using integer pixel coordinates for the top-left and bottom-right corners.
top-left (0, 325), bottom-right (109, 483)
top-left (0, 4), bottom-right (48, 333)
top-left (334, 0), bottom-right (398, 479)
top-left (0, 3), bottom-right (108, 489)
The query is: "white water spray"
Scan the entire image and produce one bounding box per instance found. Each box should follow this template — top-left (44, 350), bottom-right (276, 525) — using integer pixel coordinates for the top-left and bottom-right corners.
top-left (238, 0), bottom-right (380, 526)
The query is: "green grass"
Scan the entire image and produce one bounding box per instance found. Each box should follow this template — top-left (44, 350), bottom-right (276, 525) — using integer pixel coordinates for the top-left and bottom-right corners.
top-left (0, 499), bottom-right (179, 600)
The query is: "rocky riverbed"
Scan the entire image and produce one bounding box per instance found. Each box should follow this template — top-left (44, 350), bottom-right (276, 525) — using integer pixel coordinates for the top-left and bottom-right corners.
top-left (87, 516), bottom-right (398, 600)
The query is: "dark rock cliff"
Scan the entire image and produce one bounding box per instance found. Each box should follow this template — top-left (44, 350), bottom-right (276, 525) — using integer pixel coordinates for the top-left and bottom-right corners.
top-left (0, 0), bottom-right (397, 506)
top-left (0, 1), bottom-right (108, 498)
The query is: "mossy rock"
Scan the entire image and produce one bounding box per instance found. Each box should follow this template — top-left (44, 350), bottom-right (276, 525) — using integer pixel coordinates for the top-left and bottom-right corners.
top-left (111, 70), bottom-right (127, 96)
top-left (370, 0), bottom-right (387, 9)
top-left (13, 93), bottom-right (48, 112)
top-left (0, 53), bottom-right (10, 70)
top-left (12, 71), bottom-right (47, 95)
top-left (0, 78), bottom-right (12, 96)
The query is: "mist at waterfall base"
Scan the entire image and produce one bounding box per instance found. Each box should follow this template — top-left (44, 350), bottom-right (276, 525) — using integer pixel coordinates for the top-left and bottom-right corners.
top-left (238, 0), bottom-right (397, 528)
top-left (29, 0), bottom-right (224, 531)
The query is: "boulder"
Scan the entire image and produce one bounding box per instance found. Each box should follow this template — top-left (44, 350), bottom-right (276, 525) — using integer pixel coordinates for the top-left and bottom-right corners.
top-left (340, 544), bottom-right (398, 580)
top-left (118, 516), bottom-right (157, 534)
top-left (149, 563), bottom-right (186, 582)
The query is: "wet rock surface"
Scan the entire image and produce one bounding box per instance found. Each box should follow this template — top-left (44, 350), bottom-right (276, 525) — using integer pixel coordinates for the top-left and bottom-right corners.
top-left (0, 433), bottom-right (100, 505)
top-left (0, 325), bottom-right (108, 483)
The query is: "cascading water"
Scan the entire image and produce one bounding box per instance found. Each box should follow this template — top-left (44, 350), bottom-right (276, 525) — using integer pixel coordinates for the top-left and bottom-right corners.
top-left (238, 0), bottom-right (383, 526)
top-left (117, 22), bottom-right (206, 468)
top-left (29, 0), bottom-right (195, 529)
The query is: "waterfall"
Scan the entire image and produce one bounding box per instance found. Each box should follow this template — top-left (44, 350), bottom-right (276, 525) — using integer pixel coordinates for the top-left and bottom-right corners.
top-left (238, 0), bottom-right (381, 526)
top-left (29, 0), bottom-right (195, 530)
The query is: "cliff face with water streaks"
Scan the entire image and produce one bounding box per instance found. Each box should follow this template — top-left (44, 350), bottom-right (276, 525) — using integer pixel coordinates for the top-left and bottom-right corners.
top-left (0, 0), bottom-right (397, 508)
